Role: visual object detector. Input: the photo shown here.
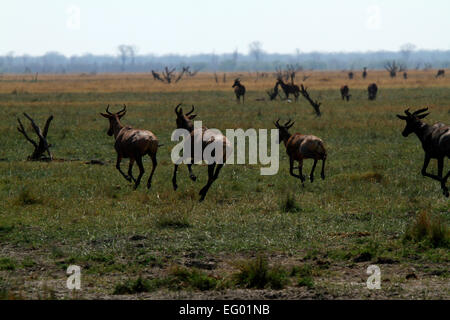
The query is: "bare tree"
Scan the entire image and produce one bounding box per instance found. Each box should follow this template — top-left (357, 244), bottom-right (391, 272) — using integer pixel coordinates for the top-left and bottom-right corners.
top-left (17, 113), bottom-right (54, 161)
top-left (400, 43), bottom-right (416, 61)
top-left (299, 85), bottom-right (322, 117)
top-left (385, 61), bottom-right (405, 78)
top-left (249, 41), bottom-right (263, 63)
top-left (118, 45), bottom-right (136, 72)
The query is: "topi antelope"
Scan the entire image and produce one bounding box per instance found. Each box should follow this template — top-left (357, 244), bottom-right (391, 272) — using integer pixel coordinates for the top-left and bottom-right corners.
top-left (100, 105), bottom-right (159, 190)
top-left (232, 79), bottom-right (246, 104)
top-left (340, 85), bottom-right (351, 101)
top-left (436, 69), bottom-right (445, 78)
top-left (397, 108), bottom-right (450, 197)
top-left (368, 83), bottom-right (378, 100)
top-left (276, 78), bottom-right (300, 102)
top-left (173, 104), bottom-right (232, 201)
top-left (274, 119), bottom-right (327, 184)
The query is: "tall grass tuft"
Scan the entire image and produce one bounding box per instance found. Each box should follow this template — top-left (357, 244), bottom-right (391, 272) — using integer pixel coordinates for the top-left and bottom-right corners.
top-left (280, 193), bottom-right (301, 213)
top-left (15, 187), bottom-right (42, 206)
top-left (403, 211), bottom-right (449, 248)
top-left (156, 212), bottom-right (191, 229)
top-left (234, 256), bottom-right (289, 290)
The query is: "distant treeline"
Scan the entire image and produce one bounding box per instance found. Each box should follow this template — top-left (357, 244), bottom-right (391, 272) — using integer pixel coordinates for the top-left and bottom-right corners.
top-left (0, 50), bottom-right (449, 74)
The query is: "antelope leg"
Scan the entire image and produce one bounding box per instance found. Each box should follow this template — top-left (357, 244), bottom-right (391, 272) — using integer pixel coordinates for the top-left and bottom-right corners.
top-left (116, 154), bottom-right (132, 182)
top-left (147, 154), bottom-right (157, 190)
top-left (172, 165), bottom-right (179, 191)
top-left (134, 156), bottom-right (145, 190)
top-left (187, 164), bottom-right (197, 181)
top-left (199, 164), bottom-right (216, 202)
top-left (128, 159), bottom-right (136, 183)
top-left (421, 155), bottom-right (443, 182)
top-left (310, 159), bottom-right (318, 183)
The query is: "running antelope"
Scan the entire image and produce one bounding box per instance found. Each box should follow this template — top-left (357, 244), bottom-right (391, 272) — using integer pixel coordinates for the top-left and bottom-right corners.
top-left (173, 104), bottom-right (232, 201)
top-left (100, 105), bottom-right (159, 190)
top-left (276, 78), bottom-right (300, 102)
top-left (232, 79), bottom-right (246, 104)
top-left (397, 108), bottom-right (450, 197)
top-left (274, 119), bottom-right (327, 184)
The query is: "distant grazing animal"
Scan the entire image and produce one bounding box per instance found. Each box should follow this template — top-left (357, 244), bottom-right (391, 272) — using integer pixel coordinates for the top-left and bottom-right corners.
top-left (173, 104), bottom-right (232, 201)
top-left (100, 105), bottom-right (159, 190)
top-left (232, 79), bottom-right (246, 103)
top-left (276, 78), bottom-right (300, 102)
top-left (368, 83), bottom-right (378, 100)
top-left (397, 108), bottom-right (449, 197)
top-left (362, 67), bottom-right (368, 79)
top-left (340, 85), bottom-right (351, 101)
top-left (274, 119), bottom-right (327, 184)
top-left (436, 69), bottom-right (445, 78)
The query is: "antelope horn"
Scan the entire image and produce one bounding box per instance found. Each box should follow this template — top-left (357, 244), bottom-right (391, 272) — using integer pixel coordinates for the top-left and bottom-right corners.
top-left (274, 118), bottom-right (281, 127)
top-left (186, 105), bottom-right (195, 116)
top-left (404, 108), bottom-right (411, 116)
top-left (285, 119), bottom-right (293, 127)
top-left (413, 107), bottom-right (429, 116)
top-left (175, 103), bottom-right (182, 115)
top-left (106, 105), bottom-right (112, 115)
top-left (117, 104), bottom-right (127, 115)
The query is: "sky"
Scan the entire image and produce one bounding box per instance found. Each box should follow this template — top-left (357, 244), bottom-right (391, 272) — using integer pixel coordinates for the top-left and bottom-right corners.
top-left (1, 0), bottom-right (449, 56)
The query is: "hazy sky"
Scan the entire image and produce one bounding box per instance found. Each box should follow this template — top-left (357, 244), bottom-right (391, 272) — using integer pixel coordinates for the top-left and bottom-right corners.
top-left (1, 0), bottom-right (449, 56)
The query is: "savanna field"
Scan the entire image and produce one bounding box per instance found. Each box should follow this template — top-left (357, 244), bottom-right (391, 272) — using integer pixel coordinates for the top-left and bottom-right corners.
top-left (0, 70), bottom-right (449, 299)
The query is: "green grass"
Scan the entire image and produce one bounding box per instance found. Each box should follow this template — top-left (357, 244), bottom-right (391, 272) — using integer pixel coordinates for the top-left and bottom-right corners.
top-left (0, 86), bottom-right (449, 298)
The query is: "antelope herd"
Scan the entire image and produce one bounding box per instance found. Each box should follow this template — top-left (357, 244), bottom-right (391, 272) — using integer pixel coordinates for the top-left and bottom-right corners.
top-left (96, 71), bottom-right (449, 200)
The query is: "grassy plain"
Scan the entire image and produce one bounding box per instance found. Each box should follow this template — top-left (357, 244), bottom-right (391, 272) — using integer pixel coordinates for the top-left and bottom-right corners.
top-left (0, 70), bottom-right (448, 299)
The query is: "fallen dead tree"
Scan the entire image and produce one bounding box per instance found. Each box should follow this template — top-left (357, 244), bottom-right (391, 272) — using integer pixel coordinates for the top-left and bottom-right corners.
top-left (17, 113), bottom-right (54, 161)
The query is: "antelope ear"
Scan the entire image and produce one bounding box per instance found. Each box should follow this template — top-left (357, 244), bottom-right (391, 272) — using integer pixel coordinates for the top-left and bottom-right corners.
top-left (396, 115), bottom-right (407, 120)
top-left (189, 114), bottom-right (197, 120)
top-left (100, 113), bottom-right (110, 118)
top-left (417, 113), bottom-right (429, 119)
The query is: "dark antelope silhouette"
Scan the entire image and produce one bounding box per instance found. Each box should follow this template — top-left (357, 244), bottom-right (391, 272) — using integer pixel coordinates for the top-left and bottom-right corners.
top-left (362, 67), bottom-right (368, 79)
top-left (397, 108), bottom-right (450, 197)
top-left (173, 104), bottom-right (232, 201)
top-left (340, 85), bottom-right (351, 101)
top-left (232, 79), bottom-right (246, 103)
top-left (100, 105), bottom-right (159, 190)
top-left (274, 119), bottom-right (327, 185)
top-left (276, 78), bottom-right (300, 102)
top-left (436, 69), bottom-right (445, 78)
top-left (368, 83), bottom-right (378, 100)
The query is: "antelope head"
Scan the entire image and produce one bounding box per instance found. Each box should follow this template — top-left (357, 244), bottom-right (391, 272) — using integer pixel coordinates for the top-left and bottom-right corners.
top-left (175, 103), bottom-right (197, 131)
top-left (274, 118), bottom-right (295, 144)
top-left (396, 108), bottom-right (430, 137)
top-left (100, 104), bottom-right (127, 136)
